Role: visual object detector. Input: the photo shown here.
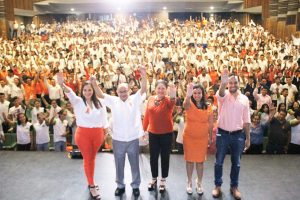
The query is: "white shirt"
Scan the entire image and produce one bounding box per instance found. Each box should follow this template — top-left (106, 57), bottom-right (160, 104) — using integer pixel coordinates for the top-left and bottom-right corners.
top-left (291, 120), bottom-right (300, 145)
top-left (16, 122), bottom-right (32, 144)
top-left (47, 84), bottom-right (63, 100)
top-left (283, 84), bottom-right (298, 102)
top-left (53, 118), bottom-right (68, 142)
top-left (0, 85), bottom-right (11, 98)
top-left (0, 100), bottom-right (10, 122)
top-left (269, 83), bottom-right (283, 100)
top-left (31, 107), bottom-right (44, 124)
top-left (9, 105), bottom-right (25, 121)
top-left (34, 121), bottom-right (50, 144)
top-left (48, 106), bottom-right (62, 119)
top-left (65, 90), bottom-right (108, 128)
top-left (102, 90), bottom-right (146, 142)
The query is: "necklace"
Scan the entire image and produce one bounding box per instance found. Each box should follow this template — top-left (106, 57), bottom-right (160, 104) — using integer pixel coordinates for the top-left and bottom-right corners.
top-left (154, 96), bottom-right (165, 106)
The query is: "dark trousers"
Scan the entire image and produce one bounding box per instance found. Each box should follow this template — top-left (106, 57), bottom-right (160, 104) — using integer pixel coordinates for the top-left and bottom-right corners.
top-left (17, 143), bottom-right (31, 151)
top-left (288, 143), bottom-right (300, 154)
top-left (149, 132), bottom-right (173, 178)
top-left (266, 143), bottom-right (285, 154)
top-left (246, 143), bottom-right (263, 154)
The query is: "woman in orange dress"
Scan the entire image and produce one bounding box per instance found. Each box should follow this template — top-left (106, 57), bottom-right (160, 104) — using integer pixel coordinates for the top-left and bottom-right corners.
top-left (183, 83), bottom-right (213, 195)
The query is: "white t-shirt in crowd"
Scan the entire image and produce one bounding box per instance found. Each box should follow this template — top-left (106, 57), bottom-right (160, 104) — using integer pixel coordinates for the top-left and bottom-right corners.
top-left (31, 107), bottom-right (45, 124)
top-left (290, 120), bottom-right (300, 145)
top-left (16, 122), bottom-right (32, 144)
top-left (53, 118), bottom-right (68, 142)
top-left (34, 121), bottom-right (50, 144)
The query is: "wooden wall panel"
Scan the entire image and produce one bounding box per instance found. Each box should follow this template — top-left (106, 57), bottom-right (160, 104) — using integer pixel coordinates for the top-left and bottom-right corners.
top-left (4, 0), bottom-right (14, 21)
top-left (244, 0), bottom-right (262, 9)
top-left (285, 25), bottom-right (297, 38)
top-left (277, 21), bottom-right (286, 38)
top-left (13, 0), bottom-right (36, 10)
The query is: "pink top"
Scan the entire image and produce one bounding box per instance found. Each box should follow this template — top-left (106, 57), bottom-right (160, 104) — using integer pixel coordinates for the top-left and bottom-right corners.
top-left (253, 88), bottom-right (272, 110)
top-left (217, 90), bottom-right (251, 132)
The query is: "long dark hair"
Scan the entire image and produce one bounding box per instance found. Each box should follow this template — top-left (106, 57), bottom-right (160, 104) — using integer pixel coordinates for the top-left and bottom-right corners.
top-left (17, 113), bottom-right (27, 125)
top-left (191, 84), bottom-right (208, 110)
top-left (80, 82), bottom-right (102, 109)
top-left (259, 103), bottom-right (269, 114)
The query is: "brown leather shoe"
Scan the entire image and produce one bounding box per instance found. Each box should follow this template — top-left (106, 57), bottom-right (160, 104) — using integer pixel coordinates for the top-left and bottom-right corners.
top-left (212, 186), bottom-right (221, 198)
top-left (230, 187), bottom-right (242, 200)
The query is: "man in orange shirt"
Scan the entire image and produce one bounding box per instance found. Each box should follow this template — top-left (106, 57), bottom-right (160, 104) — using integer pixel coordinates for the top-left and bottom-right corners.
top-left (23, 77), bottom-right (36, 101)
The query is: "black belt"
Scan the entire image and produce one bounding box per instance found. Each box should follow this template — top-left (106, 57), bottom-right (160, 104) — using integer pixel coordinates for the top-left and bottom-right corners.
top-left (218, 128), bottom-right (243, 134)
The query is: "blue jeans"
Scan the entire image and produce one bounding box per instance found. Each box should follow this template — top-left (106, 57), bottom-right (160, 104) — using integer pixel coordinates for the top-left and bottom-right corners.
top-left (37, 143), bottom-right (49, 151)
top-left (54, 141), bottom-right (66, 152)
top-left (214, 129), bottom-right (245, 187)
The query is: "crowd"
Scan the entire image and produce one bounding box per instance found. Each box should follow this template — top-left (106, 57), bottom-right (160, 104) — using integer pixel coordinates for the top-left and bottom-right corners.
top-left (0, 16), bottom-right (299, 154)
top-left (0, 15), bottom-right (299, 199)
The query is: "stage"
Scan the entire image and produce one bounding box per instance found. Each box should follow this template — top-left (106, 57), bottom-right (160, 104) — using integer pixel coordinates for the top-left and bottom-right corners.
top-left (0, 152), bottom-right (299, 200)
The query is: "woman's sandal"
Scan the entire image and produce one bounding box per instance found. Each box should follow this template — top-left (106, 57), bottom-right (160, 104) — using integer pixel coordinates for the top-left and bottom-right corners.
top-left (88, 185), bottom-right (101, 200)
top-left (148, 178), bottom-right (157, 191)
top-left (159, 178), bottom-right (166, 193)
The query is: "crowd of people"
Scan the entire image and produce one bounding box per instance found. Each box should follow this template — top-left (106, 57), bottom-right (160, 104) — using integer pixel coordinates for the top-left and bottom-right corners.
top-left (0, 15), bottom-right (299, 199)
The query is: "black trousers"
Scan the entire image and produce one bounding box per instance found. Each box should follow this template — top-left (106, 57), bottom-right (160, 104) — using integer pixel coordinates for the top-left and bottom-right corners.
top-left (17, 143), bottom-right (31, 151)
top-left (288, 143), bottom-right (300, 154)
top-left (149, 132), bottom-right (173, 178)
top-left (246, 143), bottom-right (263, 154)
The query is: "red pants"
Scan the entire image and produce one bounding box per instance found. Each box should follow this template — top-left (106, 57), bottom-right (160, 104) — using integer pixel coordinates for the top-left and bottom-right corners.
top-left (75, 127), bottom-right (104, 185)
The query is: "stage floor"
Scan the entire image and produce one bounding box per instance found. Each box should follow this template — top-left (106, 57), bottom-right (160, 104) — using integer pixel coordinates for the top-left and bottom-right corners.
top-left (0, 152), bottom-right (299, 200)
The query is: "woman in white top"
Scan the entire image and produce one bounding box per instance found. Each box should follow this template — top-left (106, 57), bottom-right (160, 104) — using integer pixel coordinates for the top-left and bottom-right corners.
top-left (57, 72), bottom-right (108, 200)
top-left (34, 112), bottom-right (50, 151)
top-left (14, 113), bottom-right (33, 151)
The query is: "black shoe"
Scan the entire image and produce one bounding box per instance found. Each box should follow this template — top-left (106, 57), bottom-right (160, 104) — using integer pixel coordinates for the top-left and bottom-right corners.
top-left (133, 188), bottom-right (140, 197)
top-left (115, 187), bottom-right (125, 196)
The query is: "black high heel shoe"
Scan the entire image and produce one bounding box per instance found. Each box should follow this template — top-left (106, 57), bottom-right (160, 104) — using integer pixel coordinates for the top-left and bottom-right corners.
top-left (88, 185), bottom-right (101, 200)
top-left (148, 178), bottom-right (157, 191)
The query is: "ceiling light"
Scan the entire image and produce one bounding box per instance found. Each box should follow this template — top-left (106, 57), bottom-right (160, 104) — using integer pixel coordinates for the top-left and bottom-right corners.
top-left (210, 6), bottom-right (214, 10)
top-left (163, 6), bottom-right (167, 10)
top-left (70, 8), bottom-right (75, 12)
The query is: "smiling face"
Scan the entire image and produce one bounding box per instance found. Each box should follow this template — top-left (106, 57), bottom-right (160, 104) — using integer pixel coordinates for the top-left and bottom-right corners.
top-left (117, 84), bottom-right (129, 101)
top-left (82, 84), bottom-right (94, 100)
top-left (228, 76), bottom-right (239, 94)
top-left (155, 82), bottom-right (167, 99)
top-left (193, 88), bottom-right (203, 102)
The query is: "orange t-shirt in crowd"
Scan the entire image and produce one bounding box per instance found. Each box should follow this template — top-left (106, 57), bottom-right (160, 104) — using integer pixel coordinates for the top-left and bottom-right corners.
top-left (23, 82), bottom-right (36, 100)
top-left (143, 96), bottom-right (175, 134)
top-left (209, 70), bottom-right (219, 85)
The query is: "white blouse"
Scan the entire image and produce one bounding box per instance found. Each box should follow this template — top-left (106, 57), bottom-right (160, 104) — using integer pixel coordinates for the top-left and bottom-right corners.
top-left (65, 90), bottom-right (108, 128)
top-left (16, 122), bottom-right (32, 144)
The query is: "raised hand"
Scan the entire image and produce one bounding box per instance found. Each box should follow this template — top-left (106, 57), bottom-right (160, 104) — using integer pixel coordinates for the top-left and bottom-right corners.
top-left (56, 72), bottom-right (64, 86)
top-left (221, 68), bottom-right (229, 85)
top-left (186, 83), bottom-right (194, 97)
top-left (140, 65), bottom-right (146, 77)
top-left (168, 83), bottom-right (177, 99)
top-left (89, 74), bottom-right (97, 84)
